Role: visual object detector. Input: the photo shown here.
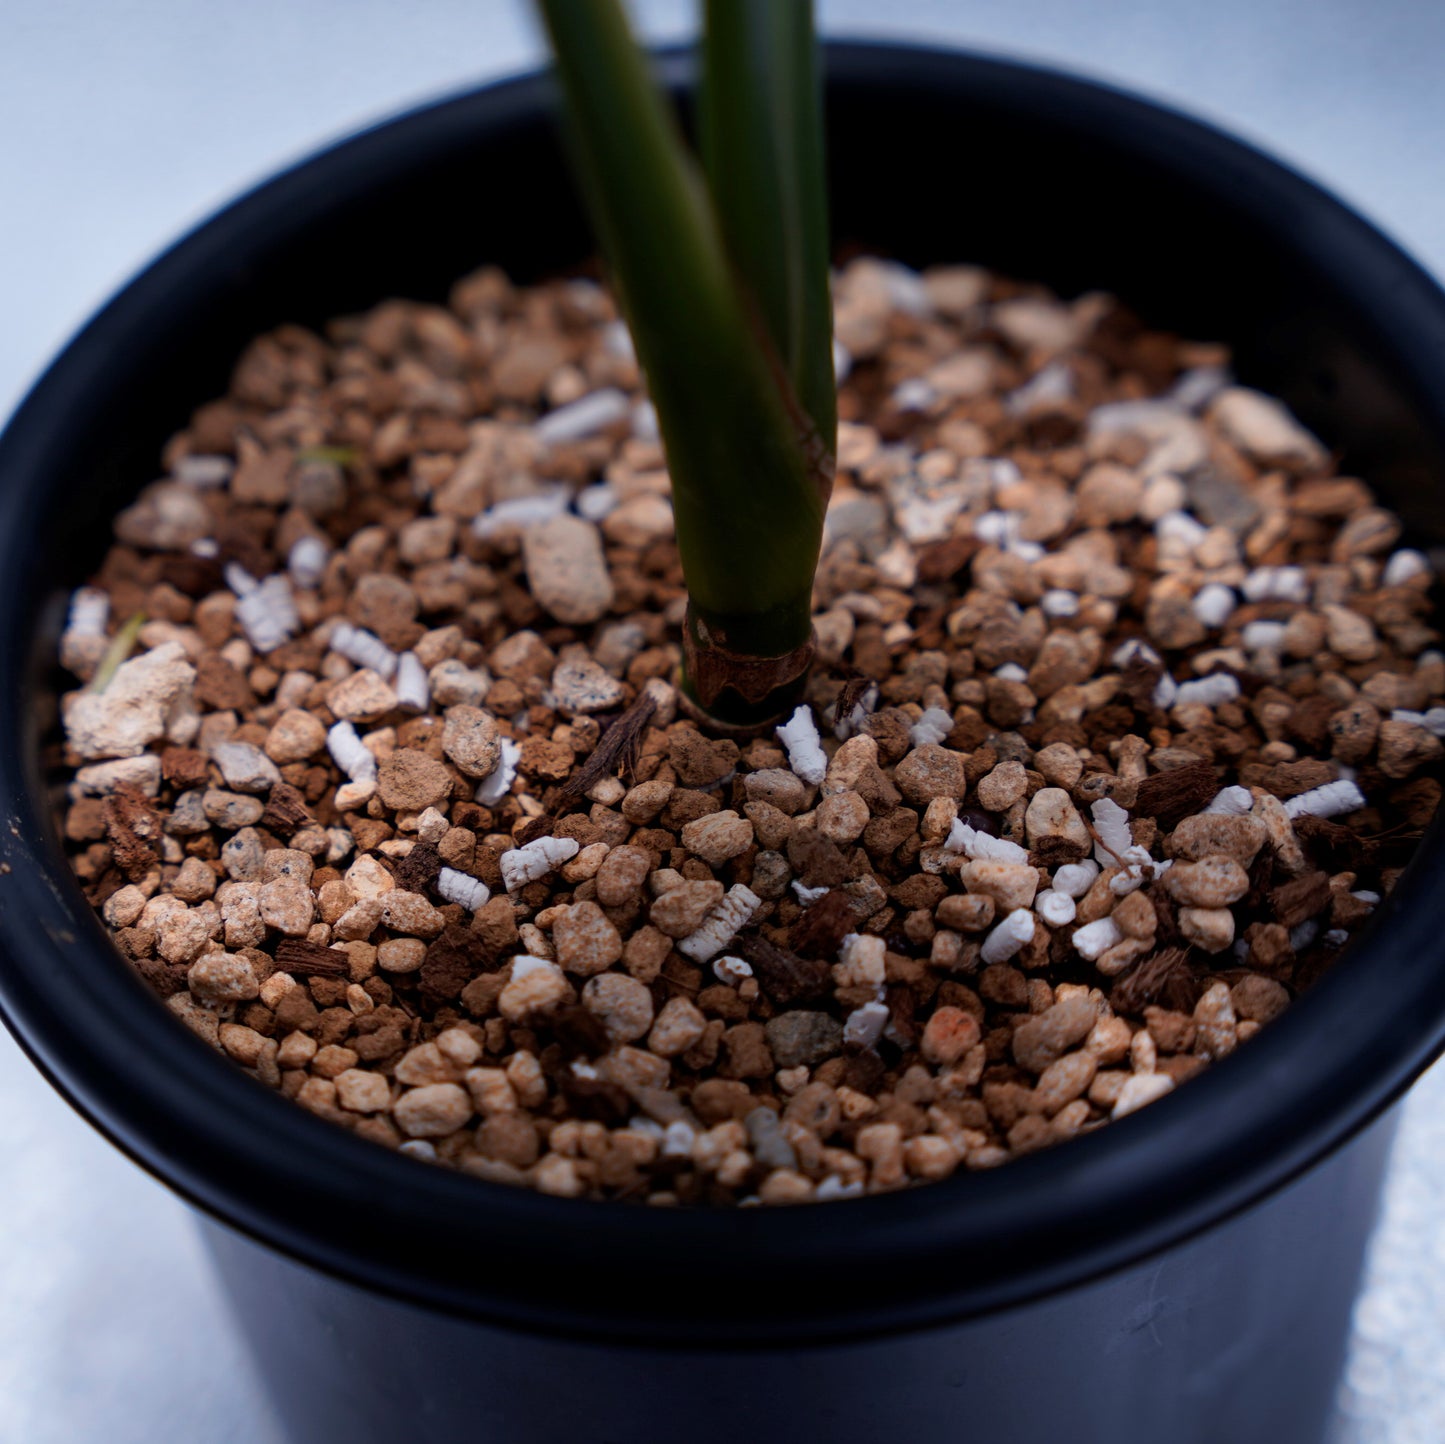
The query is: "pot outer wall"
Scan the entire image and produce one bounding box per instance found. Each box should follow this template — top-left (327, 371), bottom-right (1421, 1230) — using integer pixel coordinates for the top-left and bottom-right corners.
top-left (4, 41), bottom-right (1445, 1444)
top-left (206, 1111), bottom-right (1394, 1444)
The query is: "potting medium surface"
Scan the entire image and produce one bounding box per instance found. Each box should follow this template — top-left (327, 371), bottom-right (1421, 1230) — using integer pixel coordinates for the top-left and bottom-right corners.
top-left (5, 3), bottom-right (1445, 1442)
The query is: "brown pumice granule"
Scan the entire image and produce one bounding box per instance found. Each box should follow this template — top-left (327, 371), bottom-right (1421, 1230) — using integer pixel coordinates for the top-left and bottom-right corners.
top-left (55, 255), bottom-right (1444, 1204)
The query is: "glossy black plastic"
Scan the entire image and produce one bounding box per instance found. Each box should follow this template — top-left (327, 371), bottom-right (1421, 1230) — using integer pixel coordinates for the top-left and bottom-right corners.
top-left (0, 43), bottom-right (1443, 1442)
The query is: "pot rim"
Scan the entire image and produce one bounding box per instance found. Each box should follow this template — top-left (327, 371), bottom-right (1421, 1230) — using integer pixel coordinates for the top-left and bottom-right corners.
top-left (2, 40), bottom-right (1445, 1348)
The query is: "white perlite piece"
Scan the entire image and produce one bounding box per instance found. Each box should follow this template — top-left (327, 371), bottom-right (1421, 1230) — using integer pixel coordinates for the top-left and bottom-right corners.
top-left (980, 908), bottom-right (1035, 965)
top-left (1111, 637), bottom-right (1163, 671)
top-left (1174, 673), bottom-right (1240, 708)
top-left (475, 736), bottom-right (521, 806)
top-left (909, 706), bottom-right (955, 748)
top-left (1290, 919), bottom-right (1320, 952)
top-left (330, 622), bottom-right (398, 679)
top-left (631, 399), bottom-right (659, 440)
top-left (792, 881), bottom-right (830, 906)
top-left (535, 387), bottom-right (630, 446)
top-left (500, 836), bottom-right (581, 892)
top-left (1090, 798), bottom-right (1133, 865)
top-left (1111, 846), bottom-right (1167, 895)
top-left (712, 956), bottom-right (753, 986)
top-left (436, 867), bottom-right (489, 912)
top-left (326, 721), bottom-right (377, 783)
top-left (174, 454), bottom-right (233, 488)
top-left (1042, 589), bottom-right (1079, 619)
top-left (662, 1121), bottom-right (697, 1159)
top-left (1005, 359), bottom-right (1074, 417)
top-left (1241, 620), bottom-right (1287, 652)
top-left (575, 483), bottom-right (619, 521)
top-left (66, 586), bottom-right (109, 638)
top-left (1052, 860), bottom-right (1100, 898)
top-left (1241, 566), bottom-right (1310, 604)
top-left (61, 586), bottom-right (110, 676)
top-left (1204, 786), bottom-right (1255, 816)
top-left (230, 570), bottom-right (299, 653)
top-left (1171, 364), bottom-right (1230, 412)
top-left (1391, 708), bottom-right (1445, 738)
top-left (891, 377), bottom-right (937, 413)
top-left (815, 1175), bottom-right (866, 1202)
top-left (394, 651), bottom-right (430, 711)
top-left (944, 818), bottom-right (1030, 864)
top-left (994, 662), bottom-right (1028, 683)
top-left (844, 1001), bottom-right (890, 1049)
top-left (973, 510), bottom-right (1021, 548)
top-left (1285, 779), bottom-right (1366, 820)
top-left (472, 488), bottom-right (569, 540)
top-left (1382, 549), bottom-right (1429, 587)
top-left (1034, 890), bottom-right (1076, 927)
top-left (1074, 916), bottom-right (1123, 962)
top-left (775, 704), bottom-right (827, 785)
top-left (677, 884), bottom-right (761, 963)
top-left (1109, 639), bottom-right (1178, 708)
top-left (1155, 510), bottom-right (1208, 548)
top-left (1191, 583), bottom-right (1236, 629)
top-left (288, 535), bottom-right (329, 589)
top-left (832, 681), bottom-right (879, 740)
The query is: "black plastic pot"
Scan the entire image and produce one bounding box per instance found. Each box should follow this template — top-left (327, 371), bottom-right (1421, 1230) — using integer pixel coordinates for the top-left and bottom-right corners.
top-left (1, 42), bottom-right (1444, 1444)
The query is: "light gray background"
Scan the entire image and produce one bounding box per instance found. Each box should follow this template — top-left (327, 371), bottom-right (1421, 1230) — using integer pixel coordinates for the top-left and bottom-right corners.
top-left (1, 3), bottom-right (1442, 1440)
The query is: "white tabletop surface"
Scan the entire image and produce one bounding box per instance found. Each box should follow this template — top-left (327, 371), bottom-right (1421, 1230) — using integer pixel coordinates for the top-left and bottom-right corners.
top-left (2, 3), bottom-right (1444, 1440)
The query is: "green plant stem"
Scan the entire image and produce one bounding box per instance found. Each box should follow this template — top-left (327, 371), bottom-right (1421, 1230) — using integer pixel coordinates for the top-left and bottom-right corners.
top-left (700, 0), bottom-right (835, 452)
top-left (535, 0), bottom-right (834, 721)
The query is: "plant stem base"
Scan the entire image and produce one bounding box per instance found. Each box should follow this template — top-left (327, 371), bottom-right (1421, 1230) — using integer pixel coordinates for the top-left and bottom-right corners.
top-left (680, 602), bottom-right (815, 728)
